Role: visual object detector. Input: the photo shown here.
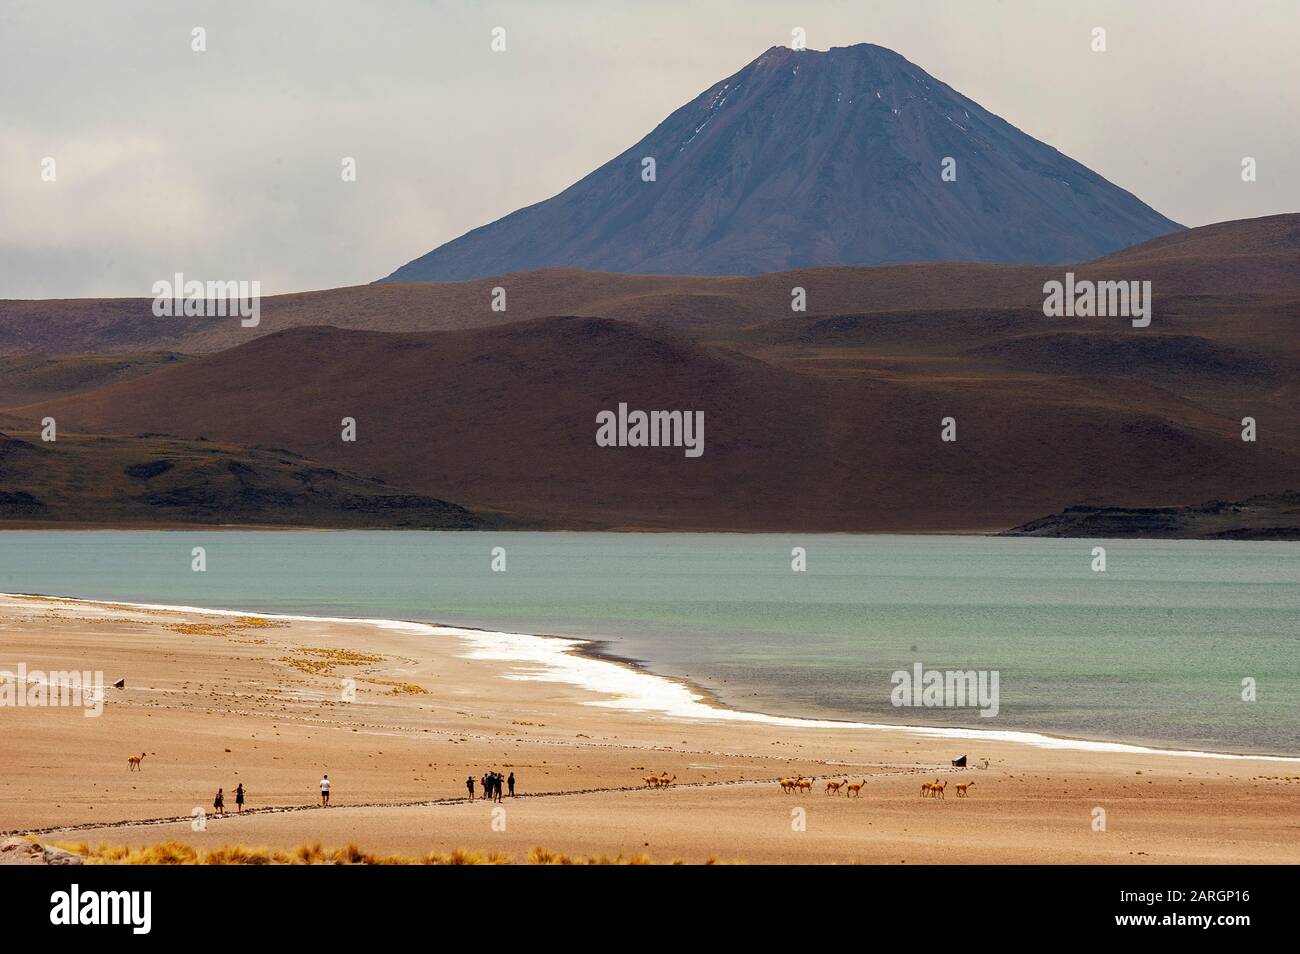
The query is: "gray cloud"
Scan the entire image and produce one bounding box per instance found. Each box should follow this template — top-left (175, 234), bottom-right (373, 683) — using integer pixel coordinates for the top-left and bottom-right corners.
top-left (2, 0), bottom-right (1296, 298)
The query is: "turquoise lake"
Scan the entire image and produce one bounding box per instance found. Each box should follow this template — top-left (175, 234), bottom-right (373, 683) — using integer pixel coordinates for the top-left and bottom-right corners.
top-left (1, 531), bottom-right (1295, 755)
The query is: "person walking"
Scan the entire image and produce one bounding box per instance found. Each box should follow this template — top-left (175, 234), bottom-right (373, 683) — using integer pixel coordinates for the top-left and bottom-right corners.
top-left (466, 774), bottom-right (475, 801)
top-left (320, 774), bottom-right (331, 807)
top-left (213, 788), bottom-right (225, 816)
top-left (234, 782), bottom-right (246, 813)
top-left (507, 771), bottom-right (515, 797)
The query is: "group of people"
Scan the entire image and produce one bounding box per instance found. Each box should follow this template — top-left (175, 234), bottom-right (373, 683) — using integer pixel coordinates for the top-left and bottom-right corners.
top-left (211, 776), bottom-right (326, 816)
top-left (467, 770), bottom-right (514, 802)
top-left (211, 783), bottom-right (247, 816)
top-left (212, 769), bottom-right (514, 814)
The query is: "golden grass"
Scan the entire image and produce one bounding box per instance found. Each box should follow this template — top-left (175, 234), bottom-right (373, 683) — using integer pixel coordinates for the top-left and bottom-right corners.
top-left (232, 617), bottom-right (285, 629)
top-left (52, 840), bottom-right (730, 865)
top-left (164, 623), bottom-right (229, 637)
top-left (528, 846), bottom-right (655, 865)
top-left (280, 647), bottom-right (386, 675)
top-left (363, 678), bottom-right (428, 696)
top-left (165, 617), bottom-right (289, 638)
top-left (57, 840), bottom-right (511, 865)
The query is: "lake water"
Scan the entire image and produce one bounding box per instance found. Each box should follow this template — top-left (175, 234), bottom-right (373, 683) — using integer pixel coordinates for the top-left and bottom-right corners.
top-left (1, 531), bottom-right (1296, 755)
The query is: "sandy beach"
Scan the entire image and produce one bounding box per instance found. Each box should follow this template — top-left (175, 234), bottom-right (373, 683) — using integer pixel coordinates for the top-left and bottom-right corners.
top-left (0, 592), bottom-right (1296, 865)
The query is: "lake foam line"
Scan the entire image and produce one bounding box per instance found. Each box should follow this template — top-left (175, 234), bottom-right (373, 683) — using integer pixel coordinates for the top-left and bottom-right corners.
top-left (9, 591), bottom-right (1299, 764)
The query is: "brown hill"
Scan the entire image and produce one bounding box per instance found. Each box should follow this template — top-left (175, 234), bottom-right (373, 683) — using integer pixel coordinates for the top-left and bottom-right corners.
top-left (0, 351), bottom-right (190, 406)
top-left (18, 311), bottom-right (1300, 532)
top-left (2, 214), bottom-right (1296, 531)
top-left (1007, 492), bottom-right (1300, 540)
top-left (1086, 212), bottom-right (1300, 267)
top-left (0, 429), bottom-right (505, 529)
top-left (22, 321), bottom-right (830, 529)
top-left (1, 214), bottom-right (1295, 358)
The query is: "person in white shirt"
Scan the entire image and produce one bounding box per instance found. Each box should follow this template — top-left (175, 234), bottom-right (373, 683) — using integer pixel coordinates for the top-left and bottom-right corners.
top-left (320, 774), bottom-right (331, 807)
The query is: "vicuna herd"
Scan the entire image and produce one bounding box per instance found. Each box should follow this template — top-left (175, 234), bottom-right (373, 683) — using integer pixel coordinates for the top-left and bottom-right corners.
top-left (776, 776), bottom-right (865, 796)
top-left (919, 780), bottom-right (975, 799)
top-left (771, 775), bottom-right (978, 800)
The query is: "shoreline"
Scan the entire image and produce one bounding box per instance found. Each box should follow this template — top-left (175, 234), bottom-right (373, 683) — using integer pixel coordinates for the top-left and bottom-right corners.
top-left (5, 525), bottom-right (1300, 543)
top-left (4, 590), bottom-right (1298, 864)
top-left (0, 524), bottom-right (1002, 535)
top-left (7, 590), bottom-right (1297, 764)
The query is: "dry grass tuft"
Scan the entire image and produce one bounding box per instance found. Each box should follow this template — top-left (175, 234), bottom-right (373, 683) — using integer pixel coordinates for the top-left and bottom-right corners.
top-left (165, 616), bottom-right (289, 638)
top-left (53, 840), bottom-right (720, 865)
top-left (527, 846), bottom-right (665, 865)
top-left (363, 678), bottom-right (428, 696)
top-left (280, 647), bottom-right (385, 675)
top-left (57, 840), bottom-right (512, 865)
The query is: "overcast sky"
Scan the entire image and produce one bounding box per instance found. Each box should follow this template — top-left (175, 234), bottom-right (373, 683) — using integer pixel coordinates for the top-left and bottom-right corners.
top-left (2, 0), bottom-right (1296, 299)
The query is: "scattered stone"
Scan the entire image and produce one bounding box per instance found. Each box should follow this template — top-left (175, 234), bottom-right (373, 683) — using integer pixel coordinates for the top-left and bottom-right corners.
top-left (0, 836), bottom-right (40, 857)
top-left (1, 837), bottom-right (82, 865)
top-left (41, 845), bottom-right (85, 865)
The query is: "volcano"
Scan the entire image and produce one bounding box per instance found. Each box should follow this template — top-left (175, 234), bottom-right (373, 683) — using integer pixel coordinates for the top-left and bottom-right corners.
top-left (381, 44), bottom-right (1181, 282)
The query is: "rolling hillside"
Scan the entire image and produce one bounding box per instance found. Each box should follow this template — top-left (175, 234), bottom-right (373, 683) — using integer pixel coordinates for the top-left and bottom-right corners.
top-left (0, 430), bottom-right (505, 529)
top-left (0, 214), bottom-right (1293, 358)
top-left (1, 215), bottom-right (1295, 532)
top-left (16, 314), bottom-right (1298, 531)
